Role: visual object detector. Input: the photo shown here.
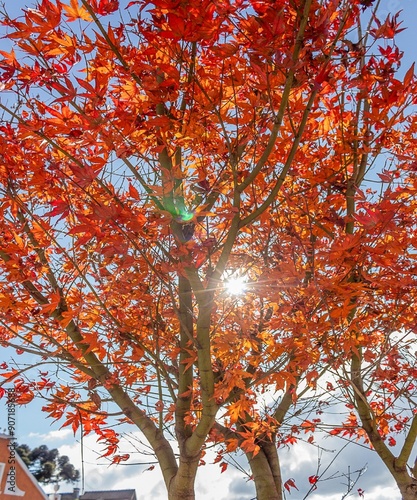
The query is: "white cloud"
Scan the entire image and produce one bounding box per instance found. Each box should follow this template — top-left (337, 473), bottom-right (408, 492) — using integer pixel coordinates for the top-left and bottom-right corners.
top-left (40, 432), bottom-right (255, 499)
top-left (309, 484), bottom-right (400, 500)
top-left (280, 440), bottom-right (319, 473)
top-left (42, 432), bottom-right (164, 496)
top-left (358, 485), bottom-right (400, 500)
top-left (33, 427), bottom-right (405, 500)
top-left (27, 429), bottom-right (73, 442)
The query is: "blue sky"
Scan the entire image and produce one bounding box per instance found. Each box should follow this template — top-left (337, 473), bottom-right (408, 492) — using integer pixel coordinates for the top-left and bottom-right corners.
top-left (1, 0), bottom-right (417, 499)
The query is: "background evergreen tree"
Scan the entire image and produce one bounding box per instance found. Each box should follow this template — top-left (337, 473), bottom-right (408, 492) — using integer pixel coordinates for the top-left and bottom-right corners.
top-left (16, 444), bottom-right (80, 485)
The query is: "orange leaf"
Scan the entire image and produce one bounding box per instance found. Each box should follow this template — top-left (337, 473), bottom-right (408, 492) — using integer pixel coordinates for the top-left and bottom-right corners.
top-left (63, 0), bottom-right (92, 21)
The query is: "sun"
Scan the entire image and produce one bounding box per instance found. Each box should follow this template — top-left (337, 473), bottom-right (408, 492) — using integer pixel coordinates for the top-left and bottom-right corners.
top-left (224, 276), bottom-right (247, 296)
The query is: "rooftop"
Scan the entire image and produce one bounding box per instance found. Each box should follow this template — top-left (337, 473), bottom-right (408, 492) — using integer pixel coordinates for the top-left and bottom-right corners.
top-left (59, 490), bottom-right (137, 500)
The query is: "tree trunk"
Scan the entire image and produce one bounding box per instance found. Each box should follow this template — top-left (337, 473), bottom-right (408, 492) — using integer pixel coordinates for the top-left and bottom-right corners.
top-left (395, 471), bottom-right (417, 500)
top-left (248, 442), bottom-right (283, 500)
top-left (399, 481), bottom-right (417, 500)
top-left (168, 454), bottom-right (200, 500)
top-left (351, 353), bottom-right (417, 500)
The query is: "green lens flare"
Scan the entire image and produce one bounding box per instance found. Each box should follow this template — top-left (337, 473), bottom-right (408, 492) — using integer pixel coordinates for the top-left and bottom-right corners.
top-left (179, 211), bottom-right (194, 222)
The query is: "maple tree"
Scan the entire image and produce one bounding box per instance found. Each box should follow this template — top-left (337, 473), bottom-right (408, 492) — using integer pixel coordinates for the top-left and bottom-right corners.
top-left (0, 0), bottom-right (417, 499)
